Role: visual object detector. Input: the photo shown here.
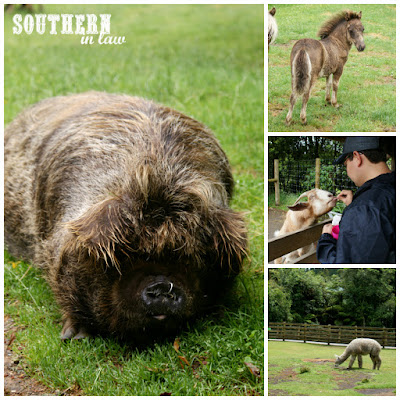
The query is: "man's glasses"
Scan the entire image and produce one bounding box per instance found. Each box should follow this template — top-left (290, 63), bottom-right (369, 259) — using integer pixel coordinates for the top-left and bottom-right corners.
top-left (343, 151), bottom-right (363, 166)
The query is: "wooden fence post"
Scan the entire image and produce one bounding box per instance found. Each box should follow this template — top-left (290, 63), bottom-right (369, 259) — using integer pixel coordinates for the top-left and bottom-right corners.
top-left (328, 324), bottom-right (331, 345)
top-left (315, 158), bottom-right (321, 188)
top-left (274, 159), bottom-right (280, 206)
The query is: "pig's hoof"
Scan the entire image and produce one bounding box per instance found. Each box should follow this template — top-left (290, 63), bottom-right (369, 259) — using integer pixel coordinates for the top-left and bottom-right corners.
top-left (61, 318), bottom-right (90, 340)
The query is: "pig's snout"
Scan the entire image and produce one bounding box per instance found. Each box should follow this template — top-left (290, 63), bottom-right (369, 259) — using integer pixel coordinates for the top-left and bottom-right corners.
top-left (142, 276), bottom-right (185, 317)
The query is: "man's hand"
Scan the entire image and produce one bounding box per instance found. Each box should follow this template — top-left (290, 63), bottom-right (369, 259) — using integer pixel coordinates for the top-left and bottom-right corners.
top-left (322, 223), bottom-right (333, 235)
top-left (337, 190), bottom-right (353, 206)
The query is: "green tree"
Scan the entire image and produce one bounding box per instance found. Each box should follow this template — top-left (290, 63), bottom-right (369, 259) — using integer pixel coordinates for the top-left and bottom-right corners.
top-left (339, 268), bottom-right (396, 327)
top-left (268, 279), bottom-right (292, 322)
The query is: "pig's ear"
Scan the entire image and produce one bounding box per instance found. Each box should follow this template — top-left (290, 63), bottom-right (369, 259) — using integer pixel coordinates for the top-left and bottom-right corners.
top-left (66, 197), bottom-right (130, 271)
top-left (212, 208), bottom-right (248, 274)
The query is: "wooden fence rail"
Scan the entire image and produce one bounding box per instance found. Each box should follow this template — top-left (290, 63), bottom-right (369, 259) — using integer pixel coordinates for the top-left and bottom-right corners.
top-left (268, 322), bottom-right (395, 348)
top-left (268, 219), bottom-right (332, 263)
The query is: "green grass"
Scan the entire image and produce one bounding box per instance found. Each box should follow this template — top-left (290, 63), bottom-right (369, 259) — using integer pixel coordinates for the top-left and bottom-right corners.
top-left (268, 4), bottom-right (396, 131)
top-left (269, 341), bottom-right (396, 396)
top-left (4, 4), bottom-right (263, 396)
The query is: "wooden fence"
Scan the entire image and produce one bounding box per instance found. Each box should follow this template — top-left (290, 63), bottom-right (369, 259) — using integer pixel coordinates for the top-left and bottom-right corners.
top-left (268, 219), bottom-right (332, 263)
top-left (268, 158), bottom-right (322, 206)
top-left (268, 322), bottom-right (395, 348)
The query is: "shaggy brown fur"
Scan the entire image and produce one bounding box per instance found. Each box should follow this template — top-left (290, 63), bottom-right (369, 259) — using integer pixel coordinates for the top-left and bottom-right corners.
top-left (318, 11), bottom-right (362, 39)
top-left (4, 92), bottom-right (247, 343)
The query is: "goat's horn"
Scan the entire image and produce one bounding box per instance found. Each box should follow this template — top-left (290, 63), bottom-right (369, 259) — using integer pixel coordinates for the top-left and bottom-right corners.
top-left (292, 190), bottom-right (313, 206)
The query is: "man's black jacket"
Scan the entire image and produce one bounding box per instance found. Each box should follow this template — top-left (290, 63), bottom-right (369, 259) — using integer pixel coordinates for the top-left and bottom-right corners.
top-left (317, 171), bottom-right (395, 264)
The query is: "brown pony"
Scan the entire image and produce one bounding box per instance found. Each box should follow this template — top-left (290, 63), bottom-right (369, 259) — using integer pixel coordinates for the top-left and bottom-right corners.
top-left (286, 11), bottom-right (365, 125)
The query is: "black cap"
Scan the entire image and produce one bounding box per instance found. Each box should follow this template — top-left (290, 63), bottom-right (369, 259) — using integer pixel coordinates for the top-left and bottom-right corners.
top-left (333, 137), bottom-right (381, 165)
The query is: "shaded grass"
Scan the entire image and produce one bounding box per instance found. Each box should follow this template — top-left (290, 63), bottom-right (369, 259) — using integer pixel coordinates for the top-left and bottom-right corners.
top-left (268, 341), bottom-right (396, 396)
top-left (4, 4), bottom-right (263, 396)
top-left (268, 4), bottom-right (396, 132)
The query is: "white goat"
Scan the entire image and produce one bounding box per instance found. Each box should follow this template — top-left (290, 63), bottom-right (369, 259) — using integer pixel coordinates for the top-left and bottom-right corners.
top-left (335, 338), bottom-right (382, 370)
top-left (274, 189), bottom-right (337, 263)
top-left (268, 7), bottom-right (278, 50)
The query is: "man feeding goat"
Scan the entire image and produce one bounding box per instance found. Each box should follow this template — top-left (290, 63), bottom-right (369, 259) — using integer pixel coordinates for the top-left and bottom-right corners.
top-left (317, 137), bottom-right (395, 264)
top-left (274, 189), bottom-right (337, 263)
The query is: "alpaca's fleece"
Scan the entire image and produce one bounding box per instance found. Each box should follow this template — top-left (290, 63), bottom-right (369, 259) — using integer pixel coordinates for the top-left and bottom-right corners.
top-left (335, 338), bottom-right (382, 370)
top-left (4, 92), bottom-right (247, 343)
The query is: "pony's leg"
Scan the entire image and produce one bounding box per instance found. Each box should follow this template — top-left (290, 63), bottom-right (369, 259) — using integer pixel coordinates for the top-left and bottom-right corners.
top-left (286, 92), bottom-right (297, 125)
top-left (347, 355), bottom-right (356, 369)
top-left (357, 354), bottom-right (363, 369)
top-left (325, 75), bottom-right (332, 103)
top-left (299, 76), bottom-right (317, 125)
top-left (331, 69), bottom-right (343, 108)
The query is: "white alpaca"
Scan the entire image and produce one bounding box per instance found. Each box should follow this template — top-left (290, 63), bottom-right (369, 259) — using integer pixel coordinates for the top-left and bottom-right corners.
top-left (335, 338), bottom-right (382, 370)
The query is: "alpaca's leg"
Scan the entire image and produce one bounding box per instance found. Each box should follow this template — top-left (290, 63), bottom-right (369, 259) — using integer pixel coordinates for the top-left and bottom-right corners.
top-left (347, 355), bottom-right (356, 369)
top-left (371, 355), bottom-right (382, 370)
top-left (370, 354), bottom-right (376, 369)
top-left (331, 69), bottom-right (343, 108)
top-left (286, 92), bottom-right (297, 125)
top-left (325, 75), bottom-right (332, 103)
top-left (357, 354), bottom-right (363, 369)
top-left (376, 355), bottom-right (382, 370)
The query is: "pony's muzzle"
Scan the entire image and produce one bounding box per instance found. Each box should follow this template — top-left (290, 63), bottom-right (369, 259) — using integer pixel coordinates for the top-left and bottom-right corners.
top-left (357, 42), bottom-right (365, 52)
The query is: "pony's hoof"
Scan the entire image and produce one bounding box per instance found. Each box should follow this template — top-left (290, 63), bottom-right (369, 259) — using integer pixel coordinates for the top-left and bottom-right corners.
top-left (301, 118), bottom-right (307, 125)
top-left (285, 118), bottom-right (292, 126)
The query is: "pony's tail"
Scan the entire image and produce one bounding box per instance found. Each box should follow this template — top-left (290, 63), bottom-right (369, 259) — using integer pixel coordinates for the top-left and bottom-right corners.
top-left (292, 48), bottom-right (312, 95)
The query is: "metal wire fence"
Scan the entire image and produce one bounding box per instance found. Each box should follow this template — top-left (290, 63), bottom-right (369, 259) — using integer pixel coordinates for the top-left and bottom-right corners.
top-left (268, 158), bottom-right (357, 196)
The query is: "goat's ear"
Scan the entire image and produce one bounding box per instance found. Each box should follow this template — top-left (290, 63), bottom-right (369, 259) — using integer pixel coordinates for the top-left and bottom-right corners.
top-left (288, 202), bottom-right (309, 211)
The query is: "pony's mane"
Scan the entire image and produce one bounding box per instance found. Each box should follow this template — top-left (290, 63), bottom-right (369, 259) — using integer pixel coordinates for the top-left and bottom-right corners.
top-left (317, 10), bottom-right (360, 39)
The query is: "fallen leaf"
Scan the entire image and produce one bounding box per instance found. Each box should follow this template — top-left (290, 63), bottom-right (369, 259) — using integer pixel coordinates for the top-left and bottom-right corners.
top-left (173, 338), bottom-right (180, 353)
top-left (178, 355), bottom-right (190, 366)
top-left (244, 361), bottom-right (261, 378)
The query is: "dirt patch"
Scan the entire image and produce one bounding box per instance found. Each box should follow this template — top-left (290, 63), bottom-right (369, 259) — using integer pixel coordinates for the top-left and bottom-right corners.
top-left (356, 388), bottom-right (395, 396)
top-left (268, 102), bottom-right (286, 118)
top-left (267, 208), bottom-right (286, 239)
top-left (303, 358), bottom-right (335, 364)
top-left (269, 367), bottom-right (299, 385)
top-left (4, 315), bottom-right (82, 396)
top-left (268, 389), bottom-right (290, 396)
top-left (332, 369), bottom-right (372, 390)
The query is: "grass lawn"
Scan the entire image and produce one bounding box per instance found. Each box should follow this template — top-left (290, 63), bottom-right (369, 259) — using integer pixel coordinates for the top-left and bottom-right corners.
top-left (268, 341), bottom-right (396, 396)
top-left (4, 4), bottom-right (263, 396)
top-left (268, 4), bottom-right (396, 132)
